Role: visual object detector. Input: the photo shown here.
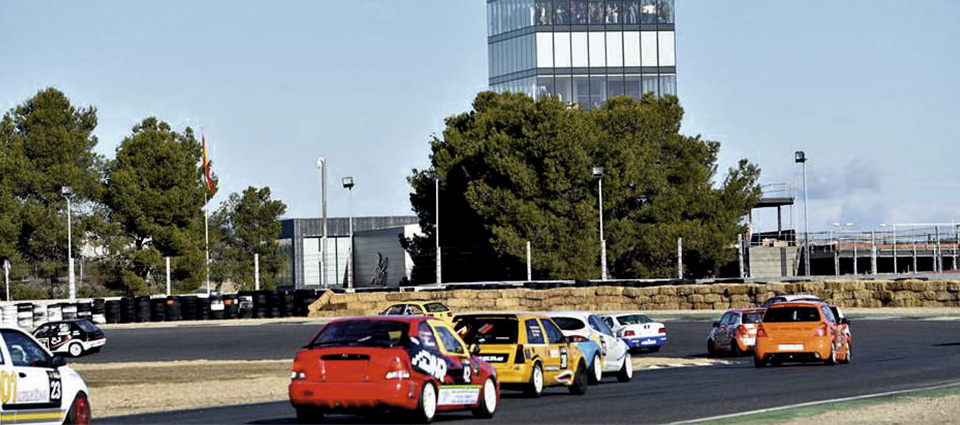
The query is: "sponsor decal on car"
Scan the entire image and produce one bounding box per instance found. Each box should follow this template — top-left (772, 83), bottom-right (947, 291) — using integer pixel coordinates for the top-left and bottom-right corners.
top-left (437, 386), bottom-right (481, 406)
top-left (411, 348), bottom-right (448, 380)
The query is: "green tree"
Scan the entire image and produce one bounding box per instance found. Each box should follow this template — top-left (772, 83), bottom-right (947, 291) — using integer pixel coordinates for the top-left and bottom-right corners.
top-left (103, 118), bottom-right (214, 295)
top-left (210, 187), bottom-right (288, 291)
top-left (0, 88), bottom-right (104, 280)
top-left (405, 92), bottom-right (761, 282)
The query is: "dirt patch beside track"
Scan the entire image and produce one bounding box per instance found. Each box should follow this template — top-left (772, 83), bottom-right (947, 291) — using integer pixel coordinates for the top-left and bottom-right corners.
top-left (73, 360), bottom-right (291, 417)
top-left (777, 393), bottom-right (960, 425)
top-left (632, 356), bottom-right (731, 370)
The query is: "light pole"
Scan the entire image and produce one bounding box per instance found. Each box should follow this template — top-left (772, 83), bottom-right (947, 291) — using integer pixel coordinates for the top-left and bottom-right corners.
top-left (316, 157), bottom-right (328, 288)
top-left (61, 186), bottom-right (76, 301)
top-left (795, 152), bottom-right (811, 276)
top-left (593, 167), bottom-right (607, 281)
top-left (342, 176), bottom-right (355, 289)
top-left (434, 174), bottom-right (442, 285)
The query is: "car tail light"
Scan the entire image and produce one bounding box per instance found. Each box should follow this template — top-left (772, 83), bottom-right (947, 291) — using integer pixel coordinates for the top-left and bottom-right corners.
top-left (756, 325), bottom-right (767, 338)
top-left (73, 394), bottom-right (91, 425)
top-left (514, 344), bottom-right (526, 364)
top-left (737, 326), bottom-right (748, 336)
top-left (623, 330), bottom-right (635, 337)
top-left (447, 312), bottom-right (452, 317)
top-left (658, 328), bottom-right (666, 334)
top-left (815, 323), bottom-right (828, 337)
top-left (291, 371), bottom-right (307, 380)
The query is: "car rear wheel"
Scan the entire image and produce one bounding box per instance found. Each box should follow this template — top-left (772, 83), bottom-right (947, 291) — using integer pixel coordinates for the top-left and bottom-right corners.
top-left (841, 341), bottom-right (852, 364)
top-left (617, 353), bottom-right (633, 382)
top-left (754, 356), bottom-right (766, 368)
top-left (568, 360), bottom-right (588, 395)
top-left (68, 342), bottom-right (84, 357)
top-left (415, 382), bottom-right (438, 423)
top-left (295, 406), bottom-right (325, 424)
top-left (825, 344), bottom-right (837, 366)
top-left (524, 363), bottom-right (544, 398)
top-left (588, 354), bottom-right (603, 384)
top-left (707, 339), bottom-right (717, 357)
top-left (730, 341), bottom-right (742, 357)
top-left (472, 377), bottom-right (498, 419)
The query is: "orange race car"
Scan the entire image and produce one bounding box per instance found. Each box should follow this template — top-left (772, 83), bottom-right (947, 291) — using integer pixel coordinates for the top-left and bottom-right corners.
top-left (754, 301), bottom-right (851, 367)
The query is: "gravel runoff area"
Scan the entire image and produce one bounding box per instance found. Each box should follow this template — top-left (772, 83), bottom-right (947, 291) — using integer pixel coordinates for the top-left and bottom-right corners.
top-left (77, 356), bottom-right (726, 418)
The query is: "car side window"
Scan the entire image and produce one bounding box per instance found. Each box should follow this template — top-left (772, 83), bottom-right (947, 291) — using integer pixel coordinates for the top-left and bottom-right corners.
top-left (602, 317), bottom-right (615, 329)
top-left (417, 322), bottom-right (438, 349)
top-left (540, 319), bottom-right (566, 344)
top-left (821, 306), bottom-right (836, 323)
top-left (383, 305), bottom-right (404, 315)
top-left (1, 329), bottom-right (51, 368)
top-left (434, 326), bottom-right (466, 355)
top-left (730, 314), bottom-right (741, 326)
top-left (406, 305), bottom-right (424, 315)
top-left (718, 313), bottom-right (731, 326)
top-left (525, 319), bottom-right (546, 344)
top-left (588, 315), bottom-right (614, 336)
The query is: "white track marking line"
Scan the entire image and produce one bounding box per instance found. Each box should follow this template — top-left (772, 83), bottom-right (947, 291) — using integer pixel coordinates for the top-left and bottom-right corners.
top-left (672, 381), bottom-right (960, 424)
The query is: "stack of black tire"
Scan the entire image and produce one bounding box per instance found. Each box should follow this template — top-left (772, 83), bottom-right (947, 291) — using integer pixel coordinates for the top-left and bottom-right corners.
top-left (135, 296), bottom-right (151, 323)
top-left (252, 291), bottom-right (269, 318)
top-left (92, 299), bottom-right (106, 324)
top-left (120, 297), bottom-right (136, 323)
top-left (224, 294), bottom-right (239, 319)
top-left (180, 296), bottom-right (196, 321)
top-left (76, 301), bottom-right (93, 322)
top-left (165, 297), bottom-right (182, 321)
top-left (210, 294), bottom-right (225, 320)
top-left (196, 296), bottom-right (211, 320)
top-left (105, 300), bottom-right (122, 323)
top-left (294, 289), bottom-right (319, 316)
top-left (150, 298), bottom-right (165, 322)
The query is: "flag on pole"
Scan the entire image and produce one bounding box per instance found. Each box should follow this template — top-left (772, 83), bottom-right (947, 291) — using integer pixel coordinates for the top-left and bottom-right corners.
top-left (202, 134), bottom-right (215, 196)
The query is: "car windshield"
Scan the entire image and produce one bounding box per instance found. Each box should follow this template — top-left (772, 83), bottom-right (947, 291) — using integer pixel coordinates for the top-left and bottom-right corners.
top-left (424, 302), bottom-right (449, 313)
top-left (550, 317), bottom-right (586, 331)
top-left (75, 320), bottom-right (101, 333)
top-left (742, 313), bottom-right (763, 324)
top-left (616, 314), bottom-right (652, 325)
top-left (307, 320), bottom-right (408, 348)
top-left (763, 307), bottom-right (820, 323)
top-left (455, 317), bottom-right (519, 344)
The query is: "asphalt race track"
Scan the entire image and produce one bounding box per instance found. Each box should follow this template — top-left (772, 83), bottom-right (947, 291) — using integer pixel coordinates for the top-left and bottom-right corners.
top-left (98, 318), bottom-right (960, 424)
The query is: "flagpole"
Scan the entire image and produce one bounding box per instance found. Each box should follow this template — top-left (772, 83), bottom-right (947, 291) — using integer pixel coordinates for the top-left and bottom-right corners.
top-left (205, 190), bottom-right (210, 295)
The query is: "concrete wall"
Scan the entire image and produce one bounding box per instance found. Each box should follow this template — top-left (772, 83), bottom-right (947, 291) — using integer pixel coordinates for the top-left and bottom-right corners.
top-left (309, 279), bottom-right (960, 317)
top-left (749, 246), bottom-right (799, 278)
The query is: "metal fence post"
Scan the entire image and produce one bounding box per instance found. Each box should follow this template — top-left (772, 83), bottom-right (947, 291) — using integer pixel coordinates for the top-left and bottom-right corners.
top-left (526, 241), bottom-right (532, 282)
top-left (935, 225), bottom-right (942, 273)
top-left (255, 253), bottom-right (261, 291)
top-left (165, 257), bottom-right (171, 296)
top-left (871, 230), bottom-right (877, 275)
top-left (853, 236), bottom-right (858, 276)
top-left (737, 234), bottom-right (744, 279)
top-left (677, 237), bottom-right (683, 279)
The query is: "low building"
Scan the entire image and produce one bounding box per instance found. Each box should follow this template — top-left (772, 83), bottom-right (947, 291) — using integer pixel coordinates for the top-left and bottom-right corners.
top-left (278, 216), bottom-right (421, 289)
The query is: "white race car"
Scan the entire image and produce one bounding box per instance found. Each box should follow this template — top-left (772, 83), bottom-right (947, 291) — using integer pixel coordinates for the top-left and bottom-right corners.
top-left (0, 326), bottom-right (91, 424)
top-left (549, 311), bottom-right (632, 384)
top-left (600, 312), bottom-right (667, 352)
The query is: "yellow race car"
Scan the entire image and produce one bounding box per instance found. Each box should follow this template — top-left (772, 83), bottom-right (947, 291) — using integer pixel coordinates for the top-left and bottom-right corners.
top-left (380, 300), bottom-right (453, 322)
top-left (453, 313), bottom-right (589, 397)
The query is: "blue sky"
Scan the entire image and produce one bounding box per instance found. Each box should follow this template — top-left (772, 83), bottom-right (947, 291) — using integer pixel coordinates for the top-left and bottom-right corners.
top-left (2, 0), bottom-right (958, 234)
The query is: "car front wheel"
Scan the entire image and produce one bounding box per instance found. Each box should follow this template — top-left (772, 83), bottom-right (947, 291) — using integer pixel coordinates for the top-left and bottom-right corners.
top-left (568, 360), bottom-right (589, 395)
top-left (617, 353), bottom-right (633, 382)
top-left (588, 354), bottom-right (603, 384)
top-left (68, 342), bottom-right (84, 357)
top-left (472, 377), bottom-right (498, 419)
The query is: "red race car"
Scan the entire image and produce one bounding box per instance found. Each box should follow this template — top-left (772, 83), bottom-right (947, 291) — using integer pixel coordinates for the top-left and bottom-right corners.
top-left (289, 316), bottom-right (500, 423)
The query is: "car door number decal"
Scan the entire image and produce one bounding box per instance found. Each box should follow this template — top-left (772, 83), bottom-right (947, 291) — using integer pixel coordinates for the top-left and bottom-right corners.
top-left (1, 371), bottom-right (17, 403)
top-left (560, 347), bottom-right (568, 369)
top-left (48, 370), bottom-right (62, 404)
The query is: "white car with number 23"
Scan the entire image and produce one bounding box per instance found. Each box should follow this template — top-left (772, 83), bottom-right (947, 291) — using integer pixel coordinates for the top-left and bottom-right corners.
top-left (549, 311), bottom-right (632, 385)
top-left (0, 326), bottom-right (91, 425)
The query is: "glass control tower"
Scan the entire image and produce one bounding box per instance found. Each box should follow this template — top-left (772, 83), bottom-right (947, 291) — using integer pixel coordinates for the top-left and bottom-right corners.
top-left (487, 0), bottom-right (677, 108)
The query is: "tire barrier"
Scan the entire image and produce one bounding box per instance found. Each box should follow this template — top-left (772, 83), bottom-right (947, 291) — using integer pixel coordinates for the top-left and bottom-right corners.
top-left (224, 294), bottom-right (238, 319)
top-left (165, 297), bottom-right (182, 321)
top-left (268, 291), bottom-right (282, 318)
top-left (120, 297), bottom-right (136, 324)
top-left (209, 294), bottom-right (225, 320)
top-left (76, 300), bottom-right (93, 321)
top-left (281, 291), bottom-right (295, 318)
top-left (253, 291), bottom-right (268, 319)
top-left (180, 296), bottom-right (197, 321)
top-left (61, 303), bottom-right (78, 320)
top-left (47, 304), bottom-right (63, 322)
top-left (33, 304), bottom-right (48, 326)
top-left (0, 305), bottom-right (16, 327)
top-left (16, 303), bottom-right (33, 329)
top-left (92, 298), bottom-right (106, 324)
top-left (150, 298), bottom-right (166, 322)
top-left (238, 295), bottom-right (254, 319)
top-left (105, 300), bottom-right (121, 324)
top-left (135, 297), bottom-right (151, 323)
top-left (197, 297), bottom-right (211, 320)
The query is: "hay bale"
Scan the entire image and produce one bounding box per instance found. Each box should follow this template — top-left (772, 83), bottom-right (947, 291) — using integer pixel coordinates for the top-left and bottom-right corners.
top-left (703, 294), bottom-right (721, 303)
top-left (597, 286), bottom-right (624, 296)
top-left (689, 294), bottom-right (705, 303)
top-left (495, 298), bottom-right (519, 308)
top-left (800, 281), bottom-right (826, 292)
top-left (623, 287), bottom-right (642, 298)
top-left (725, 285), bottom-right (749, 295)
top-left (946, 282), bottom-right (960, 292)
top-left (677, 286), bottom-right (697, 296)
